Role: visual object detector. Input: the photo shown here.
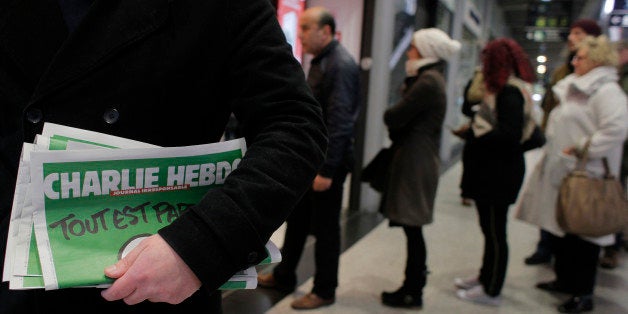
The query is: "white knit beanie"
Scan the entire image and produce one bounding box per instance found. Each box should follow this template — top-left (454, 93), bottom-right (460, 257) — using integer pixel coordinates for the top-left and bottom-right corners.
top-left (412, 28), bottom-right (461, 60)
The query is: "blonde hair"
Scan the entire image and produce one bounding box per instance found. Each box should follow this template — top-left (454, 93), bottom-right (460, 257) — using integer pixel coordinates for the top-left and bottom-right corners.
top-left (577, 35), bottom-right (619, 67)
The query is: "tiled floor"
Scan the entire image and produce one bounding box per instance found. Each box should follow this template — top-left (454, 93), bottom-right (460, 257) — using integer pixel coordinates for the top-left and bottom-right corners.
top-left (222, 149), bottom-right (628, 313)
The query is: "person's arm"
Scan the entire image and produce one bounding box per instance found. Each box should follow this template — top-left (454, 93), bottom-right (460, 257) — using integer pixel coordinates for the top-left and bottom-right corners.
top-left (573, 84), bottom-right (628, 158)
top-left (102, 0), bottom-right (327, 304)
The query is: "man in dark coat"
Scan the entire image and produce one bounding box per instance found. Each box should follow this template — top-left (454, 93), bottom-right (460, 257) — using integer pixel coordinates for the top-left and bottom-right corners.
top-left (0, 0), bottom-right (327, 313)
top-left (256, 6), bottom-right (360, 310)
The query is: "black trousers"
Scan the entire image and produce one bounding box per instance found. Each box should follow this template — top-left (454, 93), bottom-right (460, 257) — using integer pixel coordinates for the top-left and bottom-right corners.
top-left (475, 200), bottom-right (509, 297)
top-left (535, 228), bottom-right (559, 256)
top-left (554, 234), bottom-right (600, 296)
top-left (273, 170), bottom-right (347, 300)
top-left (401, 226), bottom-right (427, 294)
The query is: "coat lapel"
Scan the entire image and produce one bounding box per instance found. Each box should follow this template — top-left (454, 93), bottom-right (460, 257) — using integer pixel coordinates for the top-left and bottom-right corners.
top-left (31, 0), bottom-right (169, 103)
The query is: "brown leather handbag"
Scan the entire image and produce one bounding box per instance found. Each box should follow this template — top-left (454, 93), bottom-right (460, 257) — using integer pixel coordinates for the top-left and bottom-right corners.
top-left (556, 142), bottom-right (628, 237)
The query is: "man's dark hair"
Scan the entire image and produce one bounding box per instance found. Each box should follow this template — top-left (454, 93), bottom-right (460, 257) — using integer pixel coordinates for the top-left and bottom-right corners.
top-left (318, 11), bottom-right (336, 36)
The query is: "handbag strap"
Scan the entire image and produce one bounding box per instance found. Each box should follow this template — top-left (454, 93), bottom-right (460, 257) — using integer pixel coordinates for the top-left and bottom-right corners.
top-left (576, 138), bottom-right (613, 178)
top-left (602, 158), bottom-right (613, 179)
top-left (575, 139), bottom-right (591, 171)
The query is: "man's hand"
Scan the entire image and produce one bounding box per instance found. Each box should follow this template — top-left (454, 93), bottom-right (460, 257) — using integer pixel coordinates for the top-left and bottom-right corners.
top-left (100, 234), bottom-right (201, 305)
top-left (312, 174), bottom-right (332, 191)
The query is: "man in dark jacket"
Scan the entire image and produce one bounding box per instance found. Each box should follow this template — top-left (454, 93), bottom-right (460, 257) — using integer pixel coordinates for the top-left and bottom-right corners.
top-left (0, 0), bottom-right (327, 313)
top-left (257, 6), bottom-right (360, 310)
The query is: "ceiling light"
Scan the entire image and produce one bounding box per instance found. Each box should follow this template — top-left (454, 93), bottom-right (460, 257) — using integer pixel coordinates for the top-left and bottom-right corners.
top-left (537, 65), bottom-right (547, 74)
top-left (604, 0), bottom-right (615, 15)
top-left (532, 94), bottom-right (543, 102)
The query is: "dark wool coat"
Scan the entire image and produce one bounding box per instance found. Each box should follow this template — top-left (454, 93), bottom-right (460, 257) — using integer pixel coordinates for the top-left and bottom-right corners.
top-left (0, 0), bottom-right (327, 313)
top-left (381, 61), bottom-right (446, 227)
top-left (461, 85), bottom-right (526, 205)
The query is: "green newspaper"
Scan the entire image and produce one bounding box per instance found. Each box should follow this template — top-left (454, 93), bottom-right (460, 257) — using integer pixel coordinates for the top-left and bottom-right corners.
top-left (31, 139), bottom-right (245, 289)
top-left (4, 123), bottom-right (280, 291)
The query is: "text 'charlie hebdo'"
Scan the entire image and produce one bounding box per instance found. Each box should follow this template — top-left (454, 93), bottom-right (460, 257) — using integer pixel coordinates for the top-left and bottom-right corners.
top-left (43, 159), bottom-right (241, 200)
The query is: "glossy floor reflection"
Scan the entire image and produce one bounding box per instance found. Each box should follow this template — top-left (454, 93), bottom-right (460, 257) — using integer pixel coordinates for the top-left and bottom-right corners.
top-left (222, 149), bottom-right (628, 313)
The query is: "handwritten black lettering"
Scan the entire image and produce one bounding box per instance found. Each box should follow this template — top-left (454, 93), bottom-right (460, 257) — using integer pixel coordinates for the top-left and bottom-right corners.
top-left (48, 201), bottom-right (189, 240)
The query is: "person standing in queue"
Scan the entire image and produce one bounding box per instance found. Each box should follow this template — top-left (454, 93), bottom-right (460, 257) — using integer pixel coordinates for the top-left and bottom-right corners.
top-left (256, 6), bottom-right (361, 311)
top-left (0, 0), bottom-right (328, 313)
top-left (522, 18), bottom-right (602, 266)
top-left (378, 27), bottom-right (460, 309)
top-left (454, 38), bottom-right (535, 307)
top-left (517, 35), bottom-right (628, 314)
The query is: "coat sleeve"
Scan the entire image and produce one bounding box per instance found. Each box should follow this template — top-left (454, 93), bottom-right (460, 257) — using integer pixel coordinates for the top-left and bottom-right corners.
top-left (158, 0), bottom-right (327, 292)
top-left (579, 83), bottom-right (628, 159)
top-left (385, 70), bottom-right (444, 136)
top-left (0, 130), bottom-right (23, 222)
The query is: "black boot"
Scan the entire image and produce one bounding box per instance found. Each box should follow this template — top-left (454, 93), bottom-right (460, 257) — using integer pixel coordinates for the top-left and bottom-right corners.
top-left (381, 287), bottom-right (422, 308)
top-left (558, 295), bottom-right (594, 313)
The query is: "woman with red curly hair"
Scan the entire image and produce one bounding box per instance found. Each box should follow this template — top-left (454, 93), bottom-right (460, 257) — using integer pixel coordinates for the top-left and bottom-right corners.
top-left (453, 38), bottom-right (535, 306)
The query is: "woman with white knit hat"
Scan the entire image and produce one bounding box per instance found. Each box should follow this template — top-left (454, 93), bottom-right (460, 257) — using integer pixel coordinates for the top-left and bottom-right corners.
top-left (379, 28), bottom-right (460, 309)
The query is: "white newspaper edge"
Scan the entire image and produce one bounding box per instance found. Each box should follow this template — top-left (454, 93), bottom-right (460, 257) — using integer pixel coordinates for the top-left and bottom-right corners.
top-left (41, 122), bottom-right (160, 148)
top-left (2, 144), bottom-right (34, 282)
top-left (261, 239), bottom-right (282, 264)
top-left (11, 190), bottom-right (34, 278)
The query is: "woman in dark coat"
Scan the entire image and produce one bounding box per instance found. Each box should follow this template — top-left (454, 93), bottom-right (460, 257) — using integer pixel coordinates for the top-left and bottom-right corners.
top-left (454, 38), bottom-right (535, 306)
top-left (380, 28), bottom-right (460, 309)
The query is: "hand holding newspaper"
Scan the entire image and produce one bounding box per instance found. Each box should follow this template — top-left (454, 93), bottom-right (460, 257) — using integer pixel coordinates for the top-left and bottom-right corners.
top-left (3, 123), bottom-right (281, 290)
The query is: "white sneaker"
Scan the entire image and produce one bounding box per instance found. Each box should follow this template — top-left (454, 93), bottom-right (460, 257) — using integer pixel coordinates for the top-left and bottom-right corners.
top-left (454, 276), bottom-right (480, 290)
top-left (456, 286), bottom-right (501, 306)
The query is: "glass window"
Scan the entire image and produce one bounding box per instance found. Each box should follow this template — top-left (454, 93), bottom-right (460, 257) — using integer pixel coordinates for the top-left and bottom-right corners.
top-left (387, 0), bottom-right (455, 107)
top-left (387, 0), bottom-right (417, 107)
top-left (436, 2), bottom-right (452, 34)
top-left (454, 27), bottom-right (481, 108)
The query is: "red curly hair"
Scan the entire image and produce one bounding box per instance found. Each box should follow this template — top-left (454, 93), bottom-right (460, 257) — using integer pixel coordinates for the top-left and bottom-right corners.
top-left (481, 38), bottom-right (535, 93)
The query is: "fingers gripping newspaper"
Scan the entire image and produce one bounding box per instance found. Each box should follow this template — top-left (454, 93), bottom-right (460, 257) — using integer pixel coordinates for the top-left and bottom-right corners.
top-left (3, 123), bottom-right (281, 290)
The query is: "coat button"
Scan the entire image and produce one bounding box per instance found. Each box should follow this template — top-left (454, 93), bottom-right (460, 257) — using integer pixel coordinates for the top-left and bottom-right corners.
top-left (26, 108), bottom-right (43, 124)
top-left (247, 251), bottom-right (258, 264)
top-left (103, 108), bottom-right (120, 124)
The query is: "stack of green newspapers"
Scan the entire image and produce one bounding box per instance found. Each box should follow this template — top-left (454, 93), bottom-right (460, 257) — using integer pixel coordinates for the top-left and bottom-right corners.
top-left (2, 123), bottom-right (281, 290)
